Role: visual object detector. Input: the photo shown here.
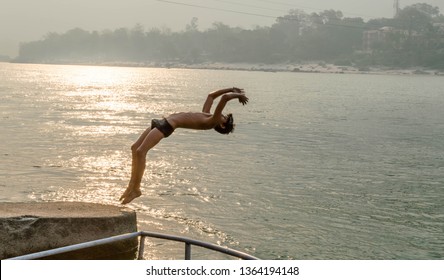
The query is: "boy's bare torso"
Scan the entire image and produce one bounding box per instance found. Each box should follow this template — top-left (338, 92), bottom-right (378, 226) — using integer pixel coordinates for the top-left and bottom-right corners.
top-left (166, 112), bottom-right (217, 130)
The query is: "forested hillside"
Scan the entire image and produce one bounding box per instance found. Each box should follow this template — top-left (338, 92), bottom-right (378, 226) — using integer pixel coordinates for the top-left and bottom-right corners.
top-left (14, 3), bottom-right (444, 69)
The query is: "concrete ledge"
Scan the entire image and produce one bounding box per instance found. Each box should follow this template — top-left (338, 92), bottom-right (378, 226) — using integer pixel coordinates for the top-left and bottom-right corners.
top-left (0, 202), bottom-right (138, 259)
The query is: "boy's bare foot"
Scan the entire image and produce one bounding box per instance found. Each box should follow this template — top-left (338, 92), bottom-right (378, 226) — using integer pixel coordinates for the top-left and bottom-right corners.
top-left (120, 188), bottom-right (131, 201)
top-left (120, 184), bottom-right (136, 200)
top-left (120, 189), bottom-right (142, 204)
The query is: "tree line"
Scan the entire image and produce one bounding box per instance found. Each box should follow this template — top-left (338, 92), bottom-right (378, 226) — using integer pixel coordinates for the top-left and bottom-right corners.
top-left (13, 3), bottom-right (444, 69)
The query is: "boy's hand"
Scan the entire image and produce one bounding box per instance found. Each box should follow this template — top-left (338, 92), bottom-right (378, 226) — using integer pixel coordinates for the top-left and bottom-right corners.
top-left (238, 94), bottom-right (249, 105)
top-left (232, 87), bottom-right (244, 93)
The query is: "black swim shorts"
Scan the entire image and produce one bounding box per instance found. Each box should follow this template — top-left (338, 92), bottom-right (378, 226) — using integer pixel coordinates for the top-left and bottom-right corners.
top-left (151, 118), bottom-right (175, 137)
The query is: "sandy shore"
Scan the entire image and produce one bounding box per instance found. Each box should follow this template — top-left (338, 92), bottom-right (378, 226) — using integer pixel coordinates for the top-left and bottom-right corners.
top-left (96, 60), bottom-right (443, 76)
top-left (180, 62), bottom-right (444, 76)
top-left (9, 60), bottom-right (444, 75)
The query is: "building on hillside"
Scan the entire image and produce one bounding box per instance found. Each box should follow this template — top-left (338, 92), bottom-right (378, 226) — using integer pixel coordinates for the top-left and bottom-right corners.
top-left (362, 26), bottom-right (412, 52)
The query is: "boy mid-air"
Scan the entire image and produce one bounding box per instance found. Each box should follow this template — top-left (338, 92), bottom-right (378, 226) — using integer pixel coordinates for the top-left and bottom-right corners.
top-left (120, 87), bottom-right (249, 204)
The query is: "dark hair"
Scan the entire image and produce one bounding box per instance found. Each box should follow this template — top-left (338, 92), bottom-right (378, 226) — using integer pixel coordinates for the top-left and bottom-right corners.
top-left (214, 113), bottom-right (234, 134)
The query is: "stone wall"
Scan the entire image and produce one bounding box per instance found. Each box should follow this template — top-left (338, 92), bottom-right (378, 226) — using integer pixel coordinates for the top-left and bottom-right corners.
top-left (0, 202), bottom-right (138, 259)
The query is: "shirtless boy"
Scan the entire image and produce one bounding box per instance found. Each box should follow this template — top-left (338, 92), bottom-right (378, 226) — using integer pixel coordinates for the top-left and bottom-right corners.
top-left (120, 87), bottom-right (249, 204)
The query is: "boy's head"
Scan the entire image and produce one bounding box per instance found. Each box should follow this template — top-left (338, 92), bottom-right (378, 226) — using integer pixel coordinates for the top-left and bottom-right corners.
top-left (214, 113), bottom-right (234, 134)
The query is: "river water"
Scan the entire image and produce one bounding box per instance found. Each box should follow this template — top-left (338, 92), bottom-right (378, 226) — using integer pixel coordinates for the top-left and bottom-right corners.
top-left (1, 62), bottom-right (443, 259)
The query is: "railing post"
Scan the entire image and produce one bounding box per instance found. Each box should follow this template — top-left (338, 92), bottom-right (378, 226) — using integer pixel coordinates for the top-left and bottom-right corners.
top-left (185, 242), bottom-right (191, 260)
top-left (137, 236), bottom-right (146, 260)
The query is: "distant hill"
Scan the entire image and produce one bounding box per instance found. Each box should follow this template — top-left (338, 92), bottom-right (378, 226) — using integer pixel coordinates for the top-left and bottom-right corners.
top-left (12, 3), bottom-right (444, 70)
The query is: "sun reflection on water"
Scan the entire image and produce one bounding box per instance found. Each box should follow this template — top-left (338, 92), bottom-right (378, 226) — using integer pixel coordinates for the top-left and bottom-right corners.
top-left (59, 65), bottom-right (135, 88)
top-left (4, 63), bottom-right (245, 259)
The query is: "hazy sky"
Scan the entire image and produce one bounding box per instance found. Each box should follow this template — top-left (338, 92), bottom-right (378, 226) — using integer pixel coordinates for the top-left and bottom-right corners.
top-left (1, 0), bottom-right (443, 57)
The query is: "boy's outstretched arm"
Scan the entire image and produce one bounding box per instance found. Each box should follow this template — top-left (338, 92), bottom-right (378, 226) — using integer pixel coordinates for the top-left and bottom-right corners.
top-left (212, 92), bottom-right (249, 121)
top-left (202, 87), bottom-right (244, 113)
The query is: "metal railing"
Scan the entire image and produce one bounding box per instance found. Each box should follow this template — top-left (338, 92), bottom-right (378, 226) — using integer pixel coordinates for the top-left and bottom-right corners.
top-left (7, 231), bottom-right (259, 260)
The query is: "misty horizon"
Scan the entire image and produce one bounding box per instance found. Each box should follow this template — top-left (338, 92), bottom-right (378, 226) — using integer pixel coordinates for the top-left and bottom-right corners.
top-left (10, 3), bottom-right (444, 71)
top-left (1, 0), bottom-right (444, 57)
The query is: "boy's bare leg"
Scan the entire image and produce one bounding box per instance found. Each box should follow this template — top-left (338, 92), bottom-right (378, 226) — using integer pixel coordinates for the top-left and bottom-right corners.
top-left (120, 128), bottom-right (164, 204)
top-left (120, 127), bottom-right (152, 201)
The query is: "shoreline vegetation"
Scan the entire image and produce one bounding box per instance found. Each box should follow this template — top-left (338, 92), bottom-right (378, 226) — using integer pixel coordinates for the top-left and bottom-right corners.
top-left (6, 3), bottom-right (444, 75)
